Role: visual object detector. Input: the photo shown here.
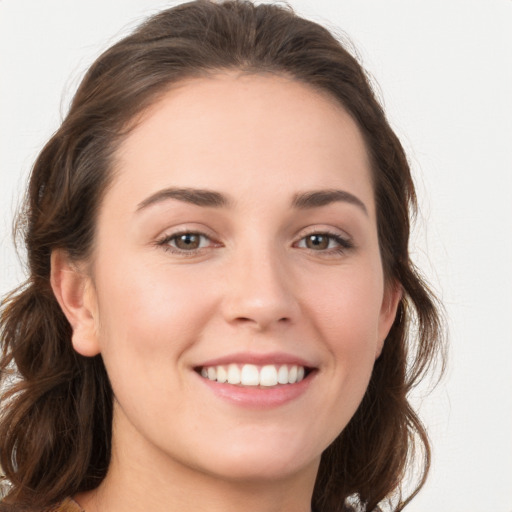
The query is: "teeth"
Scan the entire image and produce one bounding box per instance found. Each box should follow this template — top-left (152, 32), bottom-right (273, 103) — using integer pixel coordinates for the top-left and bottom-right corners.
top-left (216, 365), bottom-right (227, 383)
top-left (227, 364), bottom-right (241, 384)
top-left (277, 365), bottom-right (289, 384)
top-left (207, 367), bottom-right (217, 381)
top-left (200, 363), bottom-right (306, 387)
top-left (260, 365), bottom-right (278, 387)
top-left (288, 365), bottom-right (297, 384)
top-left (241, 364), bottom-right (259, 386)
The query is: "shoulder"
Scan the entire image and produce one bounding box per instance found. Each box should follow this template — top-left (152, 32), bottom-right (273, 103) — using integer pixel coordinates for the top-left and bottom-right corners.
top-left (44, 498), bottom-right (84, 512)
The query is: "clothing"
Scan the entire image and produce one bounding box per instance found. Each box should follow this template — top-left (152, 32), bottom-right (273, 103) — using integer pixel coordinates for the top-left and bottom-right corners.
top-left (45, 497), bottom-right (365, 512)
top-left (46, 498), bottom-right (84, 512)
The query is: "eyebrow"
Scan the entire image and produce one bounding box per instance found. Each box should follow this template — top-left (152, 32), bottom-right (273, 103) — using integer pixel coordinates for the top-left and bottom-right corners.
top-left (136, 186), bottom-right (367, 215)
top-left (292, 189), bottom-right (368, 215)
top-left (136, 187), bottom-right (230, 211)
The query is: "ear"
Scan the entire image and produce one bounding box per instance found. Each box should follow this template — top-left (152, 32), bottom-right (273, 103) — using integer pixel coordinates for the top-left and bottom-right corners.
top-left (50, 249), bottom-right (101, 357)
top-left (375, 280), bottom-right (402, 359)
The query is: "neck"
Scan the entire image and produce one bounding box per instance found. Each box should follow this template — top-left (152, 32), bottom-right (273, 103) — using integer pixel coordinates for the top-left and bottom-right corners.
top-left (75, 410), bottom-right (318, 512)
top-left (76, 461), bottom-right (317, 512)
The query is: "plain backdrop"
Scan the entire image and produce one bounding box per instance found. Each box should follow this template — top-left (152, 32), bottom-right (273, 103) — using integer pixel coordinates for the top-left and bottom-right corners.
top-left (1, 1), bottom-right (511, 511)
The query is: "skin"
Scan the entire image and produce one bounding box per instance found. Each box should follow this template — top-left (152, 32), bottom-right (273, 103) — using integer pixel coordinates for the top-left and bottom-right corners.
top-left (52, 72), bottom-right (400, 512)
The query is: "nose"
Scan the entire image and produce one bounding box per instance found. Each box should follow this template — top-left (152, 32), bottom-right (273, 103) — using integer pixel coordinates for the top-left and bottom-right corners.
top-left (220, 246), bottom-right (300, 331)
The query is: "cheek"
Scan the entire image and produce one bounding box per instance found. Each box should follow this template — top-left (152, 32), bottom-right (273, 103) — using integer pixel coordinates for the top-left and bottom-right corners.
top-left (296, 271), bottom-right (384, 444)
top-left (306, 265), bottom-right (384, 345)
top-left (303, 260), bottom-right (385, 402)
top-left (92, 256), bottom-right (216, 358)
top-left (91, 258), bottom-right (217, 417)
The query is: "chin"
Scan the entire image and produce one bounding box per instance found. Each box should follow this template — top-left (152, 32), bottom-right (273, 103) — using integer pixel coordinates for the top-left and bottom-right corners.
top-left (185, 433), bottom-right (323, 484)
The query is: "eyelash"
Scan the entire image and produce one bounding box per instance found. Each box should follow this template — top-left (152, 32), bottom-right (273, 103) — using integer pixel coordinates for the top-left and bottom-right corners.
top-left (156, 230), bottom-right (354, 256)
top-left (156, 231), bottom-right (218, 256)
top-left (294, 231), bottom-right (354, 255)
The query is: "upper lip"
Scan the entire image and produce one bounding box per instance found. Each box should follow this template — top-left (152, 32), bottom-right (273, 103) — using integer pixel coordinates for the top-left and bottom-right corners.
top-left (195, 351), bottom-right (316, 369)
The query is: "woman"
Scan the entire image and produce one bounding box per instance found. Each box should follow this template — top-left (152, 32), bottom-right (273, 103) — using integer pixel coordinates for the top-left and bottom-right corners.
top-left (0, 1), bottom-right (443, 511)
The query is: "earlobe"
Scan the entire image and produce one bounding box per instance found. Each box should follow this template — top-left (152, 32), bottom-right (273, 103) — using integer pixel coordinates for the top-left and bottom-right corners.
top-left (50, 250), bottom-right (101, 357)
top-left (376, 281), bottom-right (402, 359)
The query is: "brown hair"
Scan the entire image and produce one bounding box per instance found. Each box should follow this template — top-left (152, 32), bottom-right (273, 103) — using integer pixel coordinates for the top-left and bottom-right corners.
top-left (0, 1), bottom-right (444, 511)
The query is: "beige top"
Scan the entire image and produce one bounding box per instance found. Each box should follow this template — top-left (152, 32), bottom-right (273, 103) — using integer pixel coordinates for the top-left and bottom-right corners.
top-left (46, 497), bottom-right (84, 512)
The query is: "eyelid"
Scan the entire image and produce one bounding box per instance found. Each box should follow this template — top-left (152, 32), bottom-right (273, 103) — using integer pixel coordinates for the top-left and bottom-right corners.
top-left (155, 223), bottom-right (217, 241)
top-left (154, 224), bottom-right (354, 256)
top-left (295, 225), bottom-right (353, 241)
top-left (293, 226), bottom-right (355, 253)
top-left (155, 226), bottom-right (222, 255)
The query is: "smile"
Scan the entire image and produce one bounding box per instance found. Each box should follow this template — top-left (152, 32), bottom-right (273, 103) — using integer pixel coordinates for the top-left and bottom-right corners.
top-left (198, 363), bottom-right (307, 387)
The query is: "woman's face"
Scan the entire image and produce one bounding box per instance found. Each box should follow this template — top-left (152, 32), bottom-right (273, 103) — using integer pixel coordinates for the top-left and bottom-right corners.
top-left (73, 73), bottom-right (399, 484)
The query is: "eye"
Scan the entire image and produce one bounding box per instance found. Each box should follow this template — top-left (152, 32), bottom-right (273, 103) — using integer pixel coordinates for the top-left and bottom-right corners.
top-left (157, 231), bottom-right (215, 253)
top-left (295, 232), bottom-right (353, 253)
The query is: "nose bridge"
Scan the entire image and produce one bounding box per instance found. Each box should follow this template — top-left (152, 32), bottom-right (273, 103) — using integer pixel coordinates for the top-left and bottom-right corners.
top-left (221, 237), bottom-right (298, 329)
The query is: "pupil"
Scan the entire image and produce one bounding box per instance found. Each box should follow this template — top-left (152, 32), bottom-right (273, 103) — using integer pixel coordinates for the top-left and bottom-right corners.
top-left (307, 235), bottom-right (328, 250)
top-left (177, 234), bottom-right (199, 249)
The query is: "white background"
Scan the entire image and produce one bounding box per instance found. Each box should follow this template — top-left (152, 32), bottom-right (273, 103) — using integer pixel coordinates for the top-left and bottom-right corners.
top-left (1, 1), bottom-right (511, 511)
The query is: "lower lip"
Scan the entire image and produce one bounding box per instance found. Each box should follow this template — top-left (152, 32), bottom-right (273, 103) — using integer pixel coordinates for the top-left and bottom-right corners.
top-left (196, 372), bottom-right (314, 408)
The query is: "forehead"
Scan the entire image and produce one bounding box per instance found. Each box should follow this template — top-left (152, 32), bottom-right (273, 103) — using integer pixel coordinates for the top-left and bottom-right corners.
top-left (111, 72), bottom-right (374, 215)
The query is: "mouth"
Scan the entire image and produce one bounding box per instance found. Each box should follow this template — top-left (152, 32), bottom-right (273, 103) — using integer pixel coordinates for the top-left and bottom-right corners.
top-left (195, 363), bottom-right (315, 388)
